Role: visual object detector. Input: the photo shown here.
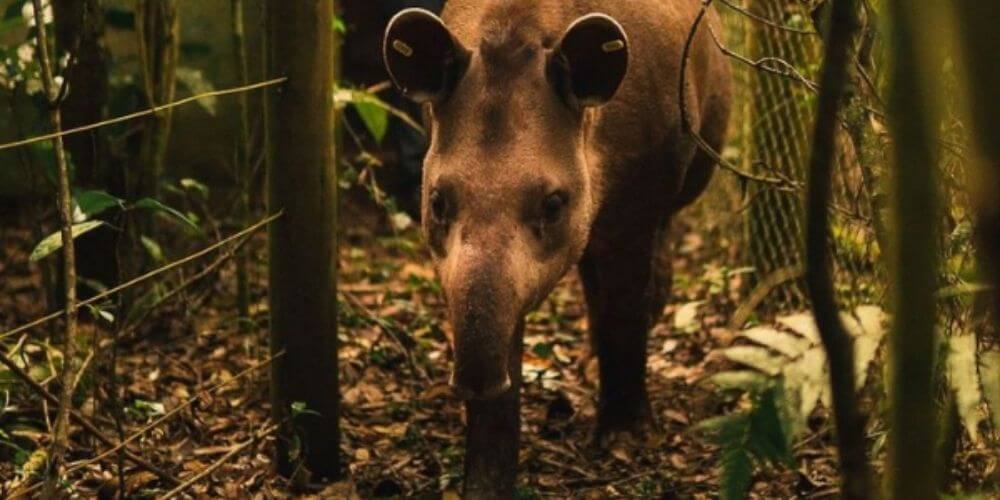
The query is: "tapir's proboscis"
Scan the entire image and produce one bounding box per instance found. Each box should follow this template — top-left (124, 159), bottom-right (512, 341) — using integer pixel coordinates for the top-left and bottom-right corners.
top-left (384, 0), bottom-right (731, 496)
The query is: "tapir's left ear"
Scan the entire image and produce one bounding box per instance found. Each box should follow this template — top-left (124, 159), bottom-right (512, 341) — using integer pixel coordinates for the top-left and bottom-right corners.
top-left (548, 13), bottom-right (629, 109)
top-left (384, 8), bottom-right (470, 104)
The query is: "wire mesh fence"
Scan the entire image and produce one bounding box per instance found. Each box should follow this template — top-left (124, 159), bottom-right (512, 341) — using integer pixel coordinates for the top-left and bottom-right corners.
top-left (707, 0), bottom-right (889, 319)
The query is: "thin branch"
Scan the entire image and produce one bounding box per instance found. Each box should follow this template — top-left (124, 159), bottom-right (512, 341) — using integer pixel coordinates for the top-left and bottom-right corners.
top-left (67, 352), bottom-right (284, 474)
top-left (0, 349), bottom-right (179, 486)
top-left (803, 0), bottom-right (874, 498)
top-left (31, 0), bottom-right (80, 493)
top-left (159, 423), bottom-right (278, 500)
top-left (717, 0), bottom-right (820, 36)
top-left (0, 77), bottom-right (287, 153)
top-left (705, 23), bottom-right (820, 92)
top-left (0, 212), bottom-right (282, 340)
top-left (679, 0), bottom-right (803, 192)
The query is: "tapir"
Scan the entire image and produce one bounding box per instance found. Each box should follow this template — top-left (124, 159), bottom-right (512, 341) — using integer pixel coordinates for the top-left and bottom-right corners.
top-left (383, 0), bottom-right (731, 496)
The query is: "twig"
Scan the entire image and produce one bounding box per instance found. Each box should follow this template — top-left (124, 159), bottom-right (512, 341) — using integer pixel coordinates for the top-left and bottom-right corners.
top-left (679, 0), bottom-right (802, 192)
top-left (717, 0), bottom-right (820, 36)
top-left (705, 23), bottom-right (820, 92)
top-left (68, 351), bottom-right (284, 474)
top-left (0, 78), bottom-right (287, 153)
top-left (31, 0), bottom-right (80, 493)
top-left (803, 0), bottom-right (874, 497)
top-left (158, 423), bottom-right (278, 500)
top-left (0, 350), bottom-right (179, 486)
top-left (0, 212), bottom-right (282, 340)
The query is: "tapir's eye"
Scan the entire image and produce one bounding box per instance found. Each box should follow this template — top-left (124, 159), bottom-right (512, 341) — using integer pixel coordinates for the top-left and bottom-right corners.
top-left (542, 192), bottom-right (567, 224)
top-left (430, 189), bottom-right (449, 223)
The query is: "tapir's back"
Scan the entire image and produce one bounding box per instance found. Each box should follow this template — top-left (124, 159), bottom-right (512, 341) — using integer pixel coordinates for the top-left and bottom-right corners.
top-left (442, 0), bottom-right (731, 211)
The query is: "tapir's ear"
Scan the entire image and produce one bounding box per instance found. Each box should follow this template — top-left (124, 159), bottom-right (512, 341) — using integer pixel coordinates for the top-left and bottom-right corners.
top-left (384, 8), bottom-right (470, 104)
top-left (548, 13), bottom-right (629, 108)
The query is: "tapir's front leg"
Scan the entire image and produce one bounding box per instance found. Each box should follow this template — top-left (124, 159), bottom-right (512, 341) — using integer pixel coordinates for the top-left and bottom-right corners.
top-left (463, 324), bottom-right (523, 499)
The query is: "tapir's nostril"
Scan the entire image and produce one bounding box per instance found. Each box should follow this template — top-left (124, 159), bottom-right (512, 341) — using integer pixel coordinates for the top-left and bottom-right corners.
top-left (450, 370), bottom-right (512, 401)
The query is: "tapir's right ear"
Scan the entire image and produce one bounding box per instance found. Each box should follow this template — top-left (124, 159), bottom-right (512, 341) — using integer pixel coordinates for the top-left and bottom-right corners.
top-left (384, 8), bottom-right (470, 104)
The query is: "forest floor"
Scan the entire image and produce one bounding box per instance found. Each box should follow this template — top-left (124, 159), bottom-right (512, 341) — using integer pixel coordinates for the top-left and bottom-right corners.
top-left (0, 201), bottom-right (993, 499)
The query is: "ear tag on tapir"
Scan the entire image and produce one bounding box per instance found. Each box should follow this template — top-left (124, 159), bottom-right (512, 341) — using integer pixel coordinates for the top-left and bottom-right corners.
top-left (392, 39), bottom-right (414, 58)
top-left (602, 39), bottom-right (625, 53)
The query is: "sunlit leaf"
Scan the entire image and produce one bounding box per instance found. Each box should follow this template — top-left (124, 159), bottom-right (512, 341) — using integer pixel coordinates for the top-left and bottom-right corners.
top-left (980, 350), bottom-right (1000, 435)
top-left (723, 346), bottom-right (784, 376)
top-left (947, 333), bottom-right (984, 441)
top-left (176, 67), bottom-right (217, 115)
top-left (739, 327), bottom-right (811, 357)
top-left (30, 221), bottom-right (106, 262)
top-left (133, 198), bottom-right (200, 232)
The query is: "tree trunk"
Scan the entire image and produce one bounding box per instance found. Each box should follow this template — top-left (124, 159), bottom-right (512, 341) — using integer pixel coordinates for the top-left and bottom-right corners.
top-left (953, 0), bottom-right (1000, 339)
top-left (266, 0), bottom-right (340, 480)
top-left (884, 1), bottom-right (945, 498)
top-left (53, 0), bottom-right (121, 298)
top-left (804, 1), bottom-right (873, 498)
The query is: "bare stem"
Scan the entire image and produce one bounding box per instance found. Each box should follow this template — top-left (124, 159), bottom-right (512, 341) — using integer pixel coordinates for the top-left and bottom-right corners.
top-left (803, 0), bottom-right (875, 498)
top-left (30, 0), bottom-right (80, 495)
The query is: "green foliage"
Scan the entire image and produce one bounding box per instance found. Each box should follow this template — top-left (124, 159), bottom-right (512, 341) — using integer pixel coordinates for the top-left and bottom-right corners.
top-left (699, 307), bottom-right (888, 498)
top-left (133, 197), bottom-right (200, 232)
top-left (694, 387), bottom-right (794, 500)
top-left (29, 220), bottom-right (106, 262)
top-left (74, 189), bottom-right (124, 217)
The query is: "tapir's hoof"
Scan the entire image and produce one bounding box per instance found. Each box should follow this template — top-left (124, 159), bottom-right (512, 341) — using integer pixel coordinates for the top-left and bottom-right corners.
top-left (592, 409), bottom-right (657, 451)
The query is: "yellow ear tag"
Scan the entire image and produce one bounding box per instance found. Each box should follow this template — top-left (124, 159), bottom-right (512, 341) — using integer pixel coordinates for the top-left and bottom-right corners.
top-left (602, 39), bottom-right (625, 53)
top-left (393, 39), bottom-right (414, 57)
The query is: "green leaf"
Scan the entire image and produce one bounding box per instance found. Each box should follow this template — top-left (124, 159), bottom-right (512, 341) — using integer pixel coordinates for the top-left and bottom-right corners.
top-left (719, 443), bottom-right (753, 500)
top-left (332, 17), bottom-right (346, 35)
top-left (354, 99), bottom-right (389, 143)
top-left (133, 198), bottom-right (200, 232)
top-left (141, 235), bottom-right (164, 263)
top-left (75, 190), bottom-right (123, 217)
top-left (179, 178), bottom-right (209, 198)
top-left (747, 388), bottom-right (793, 466)
top-left (30, 221), bottom-right (106, 262)
top-left (706, 371), bottom-right (772, 392)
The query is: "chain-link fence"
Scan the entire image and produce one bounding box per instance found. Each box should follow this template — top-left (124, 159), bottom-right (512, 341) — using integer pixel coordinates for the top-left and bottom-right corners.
top-left (702, 0), bottom-right (889, 320)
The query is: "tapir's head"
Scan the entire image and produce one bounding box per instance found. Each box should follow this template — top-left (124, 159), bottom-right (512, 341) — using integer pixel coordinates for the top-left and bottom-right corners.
top-left (384, 7), bottom-right (629, 400)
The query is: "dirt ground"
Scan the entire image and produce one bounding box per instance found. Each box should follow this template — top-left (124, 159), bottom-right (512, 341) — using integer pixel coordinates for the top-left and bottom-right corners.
top-left (0, 200), bottom-right (992, 498)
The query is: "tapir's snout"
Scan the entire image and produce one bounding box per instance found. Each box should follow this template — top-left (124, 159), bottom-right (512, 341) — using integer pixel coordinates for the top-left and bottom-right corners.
top-left (443, 259), bottom-right (519, 401)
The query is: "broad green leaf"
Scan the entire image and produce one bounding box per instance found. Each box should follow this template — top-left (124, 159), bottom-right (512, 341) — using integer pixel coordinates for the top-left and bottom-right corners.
top-left (30, 221), bottom-right (105, 262)
top-left (748, 388), bottom-right (793, 466)
top-left (133, 198), bottom-right (200, 232)
top-left (982, 350), bottom-right (1000, 434)
top-left (75, 189), bottom-right (123, 217)
top-left (723, 346), bottom-right (784, 377)
top-left (334, 86), bottom-right (425, 136)
top-left (948, 333), bottom-right (983, 442)
top-left (353, 99), bottom-right (389, 143)
top-left (740, 326), bottom-right (811, 358)
top-left (719, 444), bottom-right (752, 500)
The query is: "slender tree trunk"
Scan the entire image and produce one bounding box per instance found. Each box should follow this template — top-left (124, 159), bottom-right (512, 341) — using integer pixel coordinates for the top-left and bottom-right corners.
top-left (53, 0), bottom-right (121, 298)
top-left (31, 0), bottom-right (80, 494)
top-left (232, 0), bottom-right (252, 332)
top-left (134, 0), bottom-right (179, 226)
top-left (266, 0), bottom-right (340, 480)
top-left (884, 1), bottom-right (944, 498)
top-left (952, 1), bottom-right (1000, 338)
top-left (804, 1), bottom-right (874, 499)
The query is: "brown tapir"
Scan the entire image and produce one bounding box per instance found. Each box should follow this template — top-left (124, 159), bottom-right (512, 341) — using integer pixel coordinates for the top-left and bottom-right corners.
top-left (384, 0), bottom-right (731, 496)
